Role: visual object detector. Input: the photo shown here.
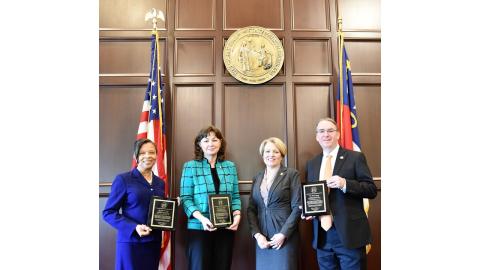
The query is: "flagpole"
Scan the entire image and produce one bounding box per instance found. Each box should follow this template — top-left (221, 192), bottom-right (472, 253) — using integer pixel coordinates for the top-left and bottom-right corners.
top-left (337, 18), bottom-right (344, 141)
top-left (155, 33), bottom-right (164, 151)
top-left (145, 8), bottom-right (165, 152)
top-left (336, 18), bottom-right (372, 255)
top-left (145, 9), bottom-right (171, 270)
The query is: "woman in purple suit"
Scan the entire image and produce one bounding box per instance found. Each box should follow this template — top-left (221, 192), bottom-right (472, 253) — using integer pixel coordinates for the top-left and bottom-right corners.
top-left (103, 138), bottom-right (165, 270)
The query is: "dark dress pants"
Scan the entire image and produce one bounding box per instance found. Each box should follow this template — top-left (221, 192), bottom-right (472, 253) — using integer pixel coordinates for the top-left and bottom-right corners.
top-left (187, 229), bottom-right (235, 270)
top-left (316, 226), bottom-right (365, 270)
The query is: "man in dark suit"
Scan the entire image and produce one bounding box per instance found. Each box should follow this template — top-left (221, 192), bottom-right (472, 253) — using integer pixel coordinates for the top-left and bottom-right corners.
top-left (304, 117), bottom-right (377, 270)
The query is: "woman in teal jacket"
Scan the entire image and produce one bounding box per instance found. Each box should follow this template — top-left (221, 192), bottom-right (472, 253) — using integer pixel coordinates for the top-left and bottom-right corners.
top-left (180, 125), bottom-right (241, 270)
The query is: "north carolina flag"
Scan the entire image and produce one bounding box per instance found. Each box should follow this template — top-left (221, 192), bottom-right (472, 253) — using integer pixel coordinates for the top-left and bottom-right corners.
top-left (132, 32), bottom-right (171, 270)
top-left (335, 26), bottom-right (371, 254)
top-left (336, 40), bottom-right (361, 152)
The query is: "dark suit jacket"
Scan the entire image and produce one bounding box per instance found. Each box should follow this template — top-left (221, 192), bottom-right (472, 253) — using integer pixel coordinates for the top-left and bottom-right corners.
top-left (247, 166), bottom-right (301, 239)
top-left (103, 168), bottom-right (165, 243)
top-left (306, 147), bottom-right (377, 249)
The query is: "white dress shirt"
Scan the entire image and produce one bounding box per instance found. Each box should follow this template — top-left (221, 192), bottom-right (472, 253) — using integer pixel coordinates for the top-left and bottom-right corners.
top-left (319, 145), bottom-right (346, 193)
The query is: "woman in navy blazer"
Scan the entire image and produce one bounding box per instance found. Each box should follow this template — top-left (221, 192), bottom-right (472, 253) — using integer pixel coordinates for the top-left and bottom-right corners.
top-left (103, 138), bottom-right (165, 270)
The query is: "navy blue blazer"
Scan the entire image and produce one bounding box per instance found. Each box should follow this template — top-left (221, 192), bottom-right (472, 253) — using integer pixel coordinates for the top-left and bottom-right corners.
top-left (103, 168), bottom-right (165, 243)
top-left (306, 147), bottom-right (377, 249)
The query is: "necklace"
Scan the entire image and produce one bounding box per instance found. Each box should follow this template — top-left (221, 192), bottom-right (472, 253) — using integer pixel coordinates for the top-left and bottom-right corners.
top-left (264, 168), bottom-right (279, 192)
top-left (143, 172), bottom-right (153, 184)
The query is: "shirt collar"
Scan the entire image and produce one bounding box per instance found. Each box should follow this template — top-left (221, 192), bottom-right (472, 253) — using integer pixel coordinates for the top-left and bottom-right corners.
top-left (323, 144), bottom-right (340, 158)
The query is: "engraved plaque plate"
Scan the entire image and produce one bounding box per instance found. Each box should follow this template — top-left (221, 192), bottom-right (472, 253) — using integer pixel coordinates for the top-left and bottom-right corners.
top-left (147, 196), bottom-right (177, 231)
top-left (208, 194), bottom-right (232, 228)
top-left (301, 181), bottom-right (330, 217)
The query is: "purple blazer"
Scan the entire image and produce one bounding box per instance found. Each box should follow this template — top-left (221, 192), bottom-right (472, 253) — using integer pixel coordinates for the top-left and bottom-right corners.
top-left (103, 168), bottom-right (165, 243)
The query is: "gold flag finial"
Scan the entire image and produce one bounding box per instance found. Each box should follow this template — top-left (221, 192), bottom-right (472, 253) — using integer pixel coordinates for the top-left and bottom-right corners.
top-left (337, 18), bottom-right (343, 32)
top-left (145, 8), bottom-right (165, 30)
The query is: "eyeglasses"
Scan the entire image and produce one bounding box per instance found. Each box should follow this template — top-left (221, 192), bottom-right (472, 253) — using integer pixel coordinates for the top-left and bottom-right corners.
top-left (316, 129), bottom-right (337, 134)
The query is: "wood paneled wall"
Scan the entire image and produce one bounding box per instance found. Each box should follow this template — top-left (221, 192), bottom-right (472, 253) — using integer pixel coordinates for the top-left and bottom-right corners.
top-left (99, 0), bottom-right (380, 269)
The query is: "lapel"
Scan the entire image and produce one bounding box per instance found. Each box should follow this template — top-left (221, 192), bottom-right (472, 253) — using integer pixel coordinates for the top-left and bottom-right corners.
top-left (267, 166), bottom-right (288, 204)
top-left (132, 168), bottom-right (150, 188)
top-left (333, 147), bottom-right (347, 176)
top-left (216, 160), bottom-right (226, 192)
top-left (202, 159), bottom-right (216, 193)
top-left (216, 160), bottom-right (224, 178)
top-left (253, 172), bottom-right (263, 196)
top-left (312, 155), bottom-right (322, 181)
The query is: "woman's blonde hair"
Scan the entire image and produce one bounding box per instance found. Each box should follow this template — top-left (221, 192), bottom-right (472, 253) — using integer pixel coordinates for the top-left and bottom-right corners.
top-left (259, 137), bottom-right (287, 157)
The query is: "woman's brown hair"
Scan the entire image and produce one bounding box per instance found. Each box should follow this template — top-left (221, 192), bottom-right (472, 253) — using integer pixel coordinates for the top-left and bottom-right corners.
top-left (194, 125), bottom-right (226, 161)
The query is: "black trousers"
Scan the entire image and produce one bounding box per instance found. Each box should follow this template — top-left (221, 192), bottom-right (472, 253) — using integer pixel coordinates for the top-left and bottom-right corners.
top-left (187, 229), bottom-right (235, 270)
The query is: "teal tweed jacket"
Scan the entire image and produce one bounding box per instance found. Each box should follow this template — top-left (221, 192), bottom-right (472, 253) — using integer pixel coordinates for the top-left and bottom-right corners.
top-left (180, 158), bottom-right (242, 230)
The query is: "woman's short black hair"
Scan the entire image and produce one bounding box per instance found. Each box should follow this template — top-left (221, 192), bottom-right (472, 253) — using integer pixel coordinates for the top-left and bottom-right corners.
top-left (194, 125), bottom-right (226, 161)
top-left (133, 138), bottom-right (157, 162)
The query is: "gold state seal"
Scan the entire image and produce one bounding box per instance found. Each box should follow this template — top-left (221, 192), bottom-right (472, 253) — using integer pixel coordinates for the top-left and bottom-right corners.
top-left (223, 26), bottom-right (284, 84)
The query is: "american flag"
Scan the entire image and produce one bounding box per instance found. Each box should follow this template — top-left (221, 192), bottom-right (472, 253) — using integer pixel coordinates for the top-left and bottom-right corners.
top-left (133, 32), bottom-right (171, 270)
top-left (336, 22), bottom-right (371, 254)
